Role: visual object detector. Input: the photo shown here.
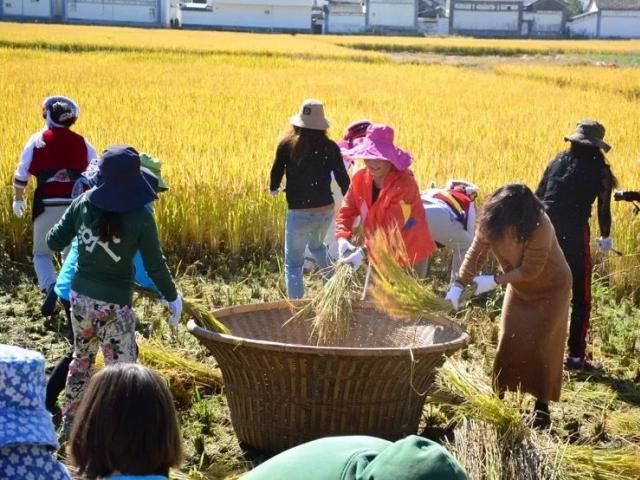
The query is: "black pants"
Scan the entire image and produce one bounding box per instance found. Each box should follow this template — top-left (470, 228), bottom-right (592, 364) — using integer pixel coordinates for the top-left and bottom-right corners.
top-left (45, 300), bottom-right (73, 413)
top-left (555, 224), bottom-right (592, 359)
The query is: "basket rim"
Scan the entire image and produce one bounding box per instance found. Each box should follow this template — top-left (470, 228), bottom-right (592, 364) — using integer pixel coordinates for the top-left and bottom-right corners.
top-left (187, 300), bottom-right (469, 356)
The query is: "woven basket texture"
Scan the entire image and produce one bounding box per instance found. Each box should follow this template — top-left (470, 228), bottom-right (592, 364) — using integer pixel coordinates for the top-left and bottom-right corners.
top-left (188, 301), bottom-right (467, 452)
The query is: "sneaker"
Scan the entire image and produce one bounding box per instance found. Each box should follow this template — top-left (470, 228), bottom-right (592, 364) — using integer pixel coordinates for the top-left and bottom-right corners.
top-left (41, 283), bottom-right (59, 317)
top-left (565, 356), bottom-right (600, 372)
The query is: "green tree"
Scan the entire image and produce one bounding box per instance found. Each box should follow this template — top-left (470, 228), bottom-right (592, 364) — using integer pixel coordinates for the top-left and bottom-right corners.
top-left (565, 0), bottom-right (584, 17)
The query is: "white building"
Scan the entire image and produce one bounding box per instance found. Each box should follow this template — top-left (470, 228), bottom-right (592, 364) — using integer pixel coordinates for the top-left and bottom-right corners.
top-left (522, 0), bottom-right (565, 36)
top-left (368, 0), bottom-right (418, 30)
top-left (180, 0), bottom-right (313, 31)
top-left (449, 0), bottom-right (523, 36)
top-left (325, 0), bottom-right (417, 32)
top-left (324, 0), bottom-right (366, 33)
top-left (0, 0), bottom-right (53, 20)
top-left (569, 0), bottom-right (640, 38)
top-left (63, 0), bottom-right (180, 26)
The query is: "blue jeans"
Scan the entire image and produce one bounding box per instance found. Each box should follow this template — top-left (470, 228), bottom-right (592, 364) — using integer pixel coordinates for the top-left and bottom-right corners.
top-left (285, 208), bottom-right (333, 299)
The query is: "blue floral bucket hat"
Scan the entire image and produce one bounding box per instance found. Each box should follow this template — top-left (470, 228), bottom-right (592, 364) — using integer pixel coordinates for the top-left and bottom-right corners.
top-left (0, 345), bottom-right (58, 450)
top-left (86, 145), bottom-right (158, 213)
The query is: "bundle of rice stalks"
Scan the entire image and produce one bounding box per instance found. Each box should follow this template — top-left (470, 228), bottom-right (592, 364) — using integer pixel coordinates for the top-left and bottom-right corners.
top-left (287, 263), bottom-right (357, 345)
top-left (552, 442), bottom-right (640, 480)
top-left (435, 358), bottom-right (530, 443)
top-left (369, 228), bottom-right (473, 318)
top-left (134, 285), bottom-right (230, 334)
top-left (607, 409), bottom-right (640, 441)
top-left (95, 337), bottom-right (222, 404)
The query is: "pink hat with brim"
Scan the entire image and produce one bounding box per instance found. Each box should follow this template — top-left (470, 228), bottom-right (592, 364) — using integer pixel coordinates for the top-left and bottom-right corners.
top-left (345, 124), bottom-right (413, 171)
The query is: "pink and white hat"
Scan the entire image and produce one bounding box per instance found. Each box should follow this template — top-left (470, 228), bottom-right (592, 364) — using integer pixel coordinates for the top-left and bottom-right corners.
top-left (344, 124), bottom-right (413, 171)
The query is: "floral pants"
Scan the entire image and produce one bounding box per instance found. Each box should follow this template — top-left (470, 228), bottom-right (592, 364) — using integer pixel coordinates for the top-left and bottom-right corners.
top-left (62, 291), bottom-right (137, 433)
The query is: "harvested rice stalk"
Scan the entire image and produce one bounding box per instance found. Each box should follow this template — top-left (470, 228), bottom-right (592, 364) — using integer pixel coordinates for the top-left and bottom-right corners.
top-left (370, 228), bottom-right (473, 318)
top-left (287, 263), bottom-right (357, 345)
top-left (435, 358), bottom-right (530, 443)
top-left (607, 410), bottom-right (640, 441)
top-left (96, 337), bottom-right (222, 404)
top-left (552, 442), bottom-right (640, 480)
top-left (134, 285), bottom-right (230, 334)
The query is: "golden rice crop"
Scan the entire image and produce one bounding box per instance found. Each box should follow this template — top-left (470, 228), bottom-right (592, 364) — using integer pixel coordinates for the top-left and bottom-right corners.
top-left (1, 24), bottom-right (640, 287)
top-left (320, 34), bottom-right (640, 56)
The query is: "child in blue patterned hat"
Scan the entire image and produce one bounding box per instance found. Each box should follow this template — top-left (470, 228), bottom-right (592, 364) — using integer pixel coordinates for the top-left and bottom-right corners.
top-left (0, 344), bottom-right (71, 480)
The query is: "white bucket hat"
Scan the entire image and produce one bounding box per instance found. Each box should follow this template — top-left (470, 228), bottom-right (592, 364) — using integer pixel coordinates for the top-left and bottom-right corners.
top-left (290, 99), bottom-right (330, 131)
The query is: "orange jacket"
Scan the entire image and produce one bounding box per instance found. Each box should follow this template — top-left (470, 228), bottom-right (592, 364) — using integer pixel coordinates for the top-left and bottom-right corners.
top-left (336, 168), bottom-right (436, 265)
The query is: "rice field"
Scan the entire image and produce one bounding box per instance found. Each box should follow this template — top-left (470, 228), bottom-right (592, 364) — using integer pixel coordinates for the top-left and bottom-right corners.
top-left (1, 22), bottom-right (640, 286)
top-left (0, 24), bottom-right (639, 475)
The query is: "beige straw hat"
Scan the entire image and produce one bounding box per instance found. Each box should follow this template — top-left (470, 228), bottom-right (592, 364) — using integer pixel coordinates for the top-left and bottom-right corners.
top-left (290, 99), bottom-right (330, 130)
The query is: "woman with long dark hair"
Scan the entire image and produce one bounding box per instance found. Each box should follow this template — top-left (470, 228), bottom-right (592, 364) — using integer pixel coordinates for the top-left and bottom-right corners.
top-left (536, 120), bottom-right (616, 370)
top-left (47, 145), bottom-right (181, 435)
top-left (270, 99), bottom-right (350, 299)
top-left (446, 184), bottom-right (572, 428)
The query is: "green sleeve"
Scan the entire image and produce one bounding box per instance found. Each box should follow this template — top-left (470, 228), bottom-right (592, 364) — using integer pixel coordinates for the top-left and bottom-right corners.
top-left (46, 201), bottom-right (78, 252)
top-left (138, 211), bottom-right (178, 302)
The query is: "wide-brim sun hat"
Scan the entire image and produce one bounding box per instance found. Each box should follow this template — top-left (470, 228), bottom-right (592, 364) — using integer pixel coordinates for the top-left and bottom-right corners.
top-left (290, 99), bottom-right (330, 131)
top-left (345, 124), bottom-right (413, 172)
top-left (86, 145), bottom-right (157, 213)
top-left (564, 119), bottom-right (611, 153)
top-left (0, 345), bottom-right (58, 450)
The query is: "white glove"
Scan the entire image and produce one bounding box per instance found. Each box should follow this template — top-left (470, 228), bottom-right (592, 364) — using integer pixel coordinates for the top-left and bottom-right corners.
top-left (472, 275), bottom-right (498, 296)
top-left (12, 199), bottom-right (25, 218)
top-left (596, 237), bottom-right (613, 253)
top-left (337, 237), bottom-right (357, 258)
top-left (339, 248), bottom-right (364, 271)
top-left (165, 294), bottom-right (183, 327)
top-left (445, 284), bottom-right (464, 311)
top-left (269, 189), bottom-right (279, 196)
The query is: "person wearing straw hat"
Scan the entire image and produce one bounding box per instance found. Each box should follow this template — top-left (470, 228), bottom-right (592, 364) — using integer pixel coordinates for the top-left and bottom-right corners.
top-left (270, 99), bottom-right (350, 299)
top-left (242, 434), bottom-right (467, 480)
top-left (421, 179), bottom-right (480, 283)
top-left (536, 120), bottom-right (617, 371)
top-left (0, 344), bottom-right (71, 479)
top-left (335, 124), bottom-right (436, 272)
top-left (12, 96), bottom-right (97, 301)
top-left (43, 153), bottom-right (170, 421)
top-left (447, 184), bottom-right (572, 429)
top-left (46, 145), bottom-right (182, 434)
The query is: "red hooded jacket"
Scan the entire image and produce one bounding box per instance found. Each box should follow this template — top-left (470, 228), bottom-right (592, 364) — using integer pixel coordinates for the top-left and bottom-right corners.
top-left (336, 168), bottom-right (436, 265)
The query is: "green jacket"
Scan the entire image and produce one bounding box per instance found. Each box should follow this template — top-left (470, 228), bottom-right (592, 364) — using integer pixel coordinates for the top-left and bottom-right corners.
top-left (242, 435), bottom-right (468, 480)
top-left (47, 196), bottom-right (177, 306)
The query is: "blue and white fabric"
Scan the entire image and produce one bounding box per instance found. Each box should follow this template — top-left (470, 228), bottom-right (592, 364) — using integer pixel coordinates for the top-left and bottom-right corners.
top-left (0, 345), bottom-right (58, 450)
top-left (0, 445), bottom-right (71, 480)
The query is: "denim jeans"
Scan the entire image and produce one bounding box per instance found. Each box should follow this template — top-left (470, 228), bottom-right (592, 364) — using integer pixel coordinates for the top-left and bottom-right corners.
top-left (285, 208), bottom-right (333, 299)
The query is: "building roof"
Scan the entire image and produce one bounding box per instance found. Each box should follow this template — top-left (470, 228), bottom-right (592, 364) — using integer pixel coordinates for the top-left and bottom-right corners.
top-left (591, 0), bottom-right (640, 9)
top-left (524, 0), bottom-right (565, 9)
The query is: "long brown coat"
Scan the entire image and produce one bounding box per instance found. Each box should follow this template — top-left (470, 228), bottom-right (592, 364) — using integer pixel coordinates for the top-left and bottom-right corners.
top-left (458, 213), bottom-right (571, 402)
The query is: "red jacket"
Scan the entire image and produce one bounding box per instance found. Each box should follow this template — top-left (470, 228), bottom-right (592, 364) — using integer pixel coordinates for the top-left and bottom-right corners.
top-left (336, 168), bottom-right (436, 265)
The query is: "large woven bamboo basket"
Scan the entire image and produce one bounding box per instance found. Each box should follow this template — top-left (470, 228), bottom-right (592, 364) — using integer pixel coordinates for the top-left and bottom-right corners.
top-left (188, 300), bottom-right (468, 453)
